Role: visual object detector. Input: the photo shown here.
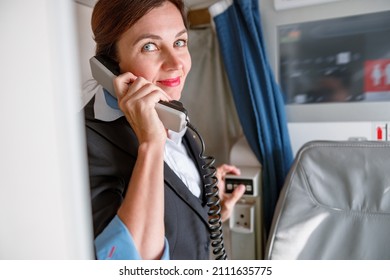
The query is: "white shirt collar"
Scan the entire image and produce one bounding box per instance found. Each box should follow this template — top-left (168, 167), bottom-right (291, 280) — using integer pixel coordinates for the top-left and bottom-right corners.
top-left (167, 127), bottom-right (187, 145)
top-left (81, 79), bottom-right (123, 122)
top-left (94, 85), bottom-right (124, 122)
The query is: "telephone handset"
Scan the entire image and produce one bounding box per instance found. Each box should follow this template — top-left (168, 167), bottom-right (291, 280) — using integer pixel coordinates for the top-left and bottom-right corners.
top-left (89, 55), bottom-right (188, 132)
top-left (89, 55), bottom-right (228, 260)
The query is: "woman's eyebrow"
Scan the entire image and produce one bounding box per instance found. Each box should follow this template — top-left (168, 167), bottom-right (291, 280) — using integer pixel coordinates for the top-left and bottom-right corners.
top-left (133, 34), bottom-right (161, 45)
top-left (133, 29), bottom-right (188, 46)
top-left (176, 29), bottom-right (187, 38)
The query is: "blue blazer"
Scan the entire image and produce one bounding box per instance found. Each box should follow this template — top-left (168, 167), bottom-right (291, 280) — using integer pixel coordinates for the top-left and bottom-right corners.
top-left (83, 97), bottom-right (210, 259)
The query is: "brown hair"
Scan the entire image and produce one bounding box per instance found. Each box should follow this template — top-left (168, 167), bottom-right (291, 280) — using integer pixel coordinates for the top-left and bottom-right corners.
top-left (91, 0), bottom-right (187, 61)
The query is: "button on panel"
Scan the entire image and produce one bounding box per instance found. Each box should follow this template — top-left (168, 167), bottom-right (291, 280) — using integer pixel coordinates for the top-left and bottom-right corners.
top-left (225, 178), bottom-right (254, 195)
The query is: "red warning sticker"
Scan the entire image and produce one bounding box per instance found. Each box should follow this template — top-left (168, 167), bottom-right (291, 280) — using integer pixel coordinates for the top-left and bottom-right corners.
top-left (364, 59), bottom-right (390, 92)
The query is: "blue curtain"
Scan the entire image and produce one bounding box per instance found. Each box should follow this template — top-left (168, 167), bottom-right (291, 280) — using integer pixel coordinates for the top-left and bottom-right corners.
top-left (212, 0), bottom-right (293, 236)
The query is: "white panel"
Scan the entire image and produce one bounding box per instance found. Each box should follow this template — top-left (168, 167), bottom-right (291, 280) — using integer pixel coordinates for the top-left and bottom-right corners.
top-left (274, 0), bottom-right (342, 10)
top-left (75, 2), bottom-right (95, 85)
top-left (288, 122), bottom-right (373, 155)
top-left (75, 0), bottom-right (96, 7)
top-left (0, 0), bottom-right (93, 259)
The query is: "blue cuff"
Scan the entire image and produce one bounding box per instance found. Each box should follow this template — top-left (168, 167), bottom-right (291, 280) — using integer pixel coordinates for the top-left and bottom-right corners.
top-left (95, 215), bottom-right (170, 260)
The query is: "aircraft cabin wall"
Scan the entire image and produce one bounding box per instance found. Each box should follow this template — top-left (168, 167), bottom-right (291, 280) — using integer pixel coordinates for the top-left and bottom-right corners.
top-left (1, 0), bottom-right (94, 259)
top-left (259, 0), bottom-right (390, 155)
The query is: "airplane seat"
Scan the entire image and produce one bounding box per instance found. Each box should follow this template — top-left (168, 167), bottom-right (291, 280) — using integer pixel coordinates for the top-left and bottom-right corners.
top-left (265, 140), bottom-right (390, 259)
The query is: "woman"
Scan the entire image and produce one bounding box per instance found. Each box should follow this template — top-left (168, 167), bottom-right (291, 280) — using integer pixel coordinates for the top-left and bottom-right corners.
top-left (84, 0), bottom-right (245, 260)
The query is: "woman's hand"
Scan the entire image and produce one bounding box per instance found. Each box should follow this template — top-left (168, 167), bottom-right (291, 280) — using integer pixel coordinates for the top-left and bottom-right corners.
top-left (114, 72), bottom-right (169, 260)
top-left (113, 72), bottom-right (171, 144)
top-left (216, 164), bottom-right (246, 222)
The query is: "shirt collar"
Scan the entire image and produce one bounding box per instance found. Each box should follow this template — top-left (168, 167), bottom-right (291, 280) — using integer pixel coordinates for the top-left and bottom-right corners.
top-left (167, 126), bottom-right (187, 145)
top-left (93, 84), bottom-right (124, 122)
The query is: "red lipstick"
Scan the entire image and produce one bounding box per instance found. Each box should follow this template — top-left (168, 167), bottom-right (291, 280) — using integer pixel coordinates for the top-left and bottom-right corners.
top-left (158, 77), bottom-right (181, 87)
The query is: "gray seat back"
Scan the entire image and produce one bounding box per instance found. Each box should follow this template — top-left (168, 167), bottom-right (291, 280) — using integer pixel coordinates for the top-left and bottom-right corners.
top-left (265, 141), bottom-right (390, 259)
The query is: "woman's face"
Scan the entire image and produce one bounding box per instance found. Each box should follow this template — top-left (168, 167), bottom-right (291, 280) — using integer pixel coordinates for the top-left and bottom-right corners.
top-left (116, 1), bottom-right (191, 101)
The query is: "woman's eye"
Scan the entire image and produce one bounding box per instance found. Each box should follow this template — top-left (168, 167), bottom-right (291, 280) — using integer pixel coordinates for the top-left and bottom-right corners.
top-left (175, 39), bottom-right (187, 48)
top-left (142, 43), bottom-right (158, 52)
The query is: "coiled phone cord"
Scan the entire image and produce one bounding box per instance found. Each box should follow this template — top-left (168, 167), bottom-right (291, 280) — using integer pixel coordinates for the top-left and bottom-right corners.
top-left (186, 121), bottom-right (228, 260)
